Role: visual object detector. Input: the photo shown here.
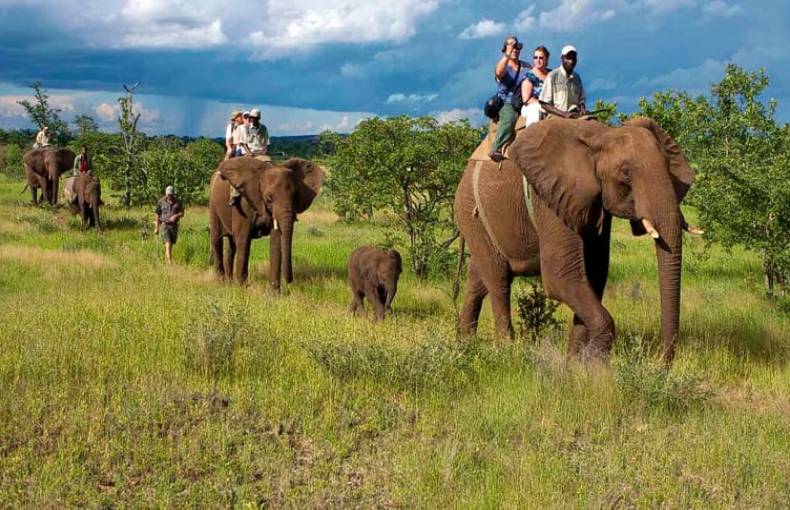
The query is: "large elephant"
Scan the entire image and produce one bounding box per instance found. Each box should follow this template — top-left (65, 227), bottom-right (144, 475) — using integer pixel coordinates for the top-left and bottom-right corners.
top-left (455, 117), bottom-right (696, 364)
top-left (64, 174), bottom-right (102, 229)
top-left (208, 157), bottom-right (325, 289)
top-left (23, 148), bottom-right (75, 205)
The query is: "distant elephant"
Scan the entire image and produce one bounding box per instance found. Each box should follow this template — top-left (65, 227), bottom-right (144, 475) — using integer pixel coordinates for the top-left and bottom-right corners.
top-left (209, 157), bottom-right (325, 289)
top-left (455, 117), bottom-right (697, 364)
top-left (64, 174), bottom-right (102, 229)
top-left (23, 148), bottom-right (75, 205)
top-left (348, 246), bottom-right (403, 321)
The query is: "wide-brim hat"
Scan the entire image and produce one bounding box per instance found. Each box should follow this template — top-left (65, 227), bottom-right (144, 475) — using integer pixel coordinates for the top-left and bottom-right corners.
top-left (229, 109), bottom-right (243, 120)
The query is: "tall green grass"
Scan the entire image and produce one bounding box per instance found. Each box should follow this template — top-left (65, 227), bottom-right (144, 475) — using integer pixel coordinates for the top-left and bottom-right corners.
top-left (0, 174), bottom-right (787, 507)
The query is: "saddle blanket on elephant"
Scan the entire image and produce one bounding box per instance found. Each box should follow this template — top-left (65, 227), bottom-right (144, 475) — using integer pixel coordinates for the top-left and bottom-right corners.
top-left (470, 116), bottom-right (527, 162)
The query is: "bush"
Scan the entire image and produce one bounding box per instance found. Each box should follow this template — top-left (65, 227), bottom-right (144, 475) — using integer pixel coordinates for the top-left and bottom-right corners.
top-left (515, 281), bottom-right (562, 342)
top-left (0, 143), bottom-right (24, 179)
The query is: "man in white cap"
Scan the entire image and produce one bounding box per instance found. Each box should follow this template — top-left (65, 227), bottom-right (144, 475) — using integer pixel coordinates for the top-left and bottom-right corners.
top-left (539, 45), bottom-right (586, 119)
top-left (34, 125), bottom-right (52, 149)
top-left (155, 185), bottom-right (184, 264)
top-left (241, 108), bottom-right (269, 161)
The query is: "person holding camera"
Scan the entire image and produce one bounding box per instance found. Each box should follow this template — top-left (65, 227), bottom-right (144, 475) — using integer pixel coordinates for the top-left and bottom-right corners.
top-left (489, 36), bottom-right (531, 163)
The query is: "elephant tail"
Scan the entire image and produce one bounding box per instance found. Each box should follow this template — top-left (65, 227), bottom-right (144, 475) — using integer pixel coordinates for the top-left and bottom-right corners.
top-left (452, 235), bottom-right (466, 303)
top-left (21, 184), bottom-right (28, 194)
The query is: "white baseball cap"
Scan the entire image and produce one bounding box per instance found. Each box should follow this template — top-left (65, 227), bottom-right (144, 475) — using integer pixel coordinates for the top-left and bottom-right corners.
top-left (242, 111), bottom-right (251, 117)
top-left (249, 108), bottom-right (261, 118)
top-left (561, 45), bottom-right (578, 56)
top-left (165, 185), bottom-right (174, 195)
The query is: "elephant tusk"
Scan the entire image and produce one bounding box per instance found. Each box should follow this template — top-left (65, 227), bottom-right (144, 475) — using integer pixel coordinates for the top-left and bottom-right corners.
top-left (642, 218), bottom-right (661, 240)
top-left (273, 219), bottom-right (279, 231)
top-left (682, 222), bottom-right (705, 235)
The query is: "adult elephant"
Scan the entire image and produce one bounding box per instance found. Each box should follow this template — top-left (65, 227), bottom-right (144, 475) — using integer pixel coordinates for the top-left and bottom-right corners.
top-left (209, 157), bottom-right (325, 290)
top-left (23, 148), bottom-right (75, 205)
top-left (64, 174), bottom-right (102, 229)
top-left (455, 117), bottom-right (697, 364)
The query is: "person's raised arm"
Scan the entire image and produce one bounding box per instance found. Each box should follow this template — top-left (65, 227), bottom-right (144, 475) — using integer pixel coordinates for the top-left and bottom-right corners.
top-left (495, 53), bottom-right (509, 81)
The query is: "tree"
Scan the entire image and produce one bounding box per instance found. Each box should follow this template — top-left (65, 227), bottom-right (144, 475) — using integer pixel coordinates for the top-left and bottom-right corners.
top-left (638, 65), bottom-right (789, 296)
top-left (325, 116), bottom-right (482, 278)
top-left (73, 115), bottom-right (98, 137)
top-left (16, 82), bottom-right (70, 145)
top-left (118, 82), bottom-right (143, 207)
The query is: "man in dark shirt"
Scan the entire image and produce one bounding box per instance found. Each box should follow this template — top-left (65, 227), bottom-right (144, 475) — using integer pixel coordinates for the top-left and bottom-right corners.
top-left (155, 185), bottom-right (184, 264)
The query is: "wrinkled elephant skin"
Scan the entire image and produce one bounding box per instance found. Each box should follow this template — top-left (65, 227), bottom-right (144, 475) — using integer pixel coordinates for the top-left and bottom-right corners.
top-left (348, 246), bottom-right (403, 321)
top-left (455, 117), bottom-right (694, 364)
top-left (208, 157), bottom-right (325, 290)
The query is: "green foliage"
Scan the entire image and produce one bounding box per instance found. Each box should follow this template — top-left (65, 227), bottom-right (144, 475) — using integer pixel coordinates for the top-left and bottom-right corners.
top-left (183, 301), bottom-right (252, 382)
top-left (515, 281), bottom-right (562, 342)
top-left (615, 335), bottom-right (712, 415)
top-left (0, 143), bottom-right (24, 179)
top-left (638, 65), bottom-right (790, 296)
top-left (325, 116), bottom-right (482, 278)
top-left (16, 81), bottom-right (70, 145)
top-left (590, 99), bottom-right (620, 125)
top-left (118, 83), bottom-right (144, 207)
top-left (73, 114), bottom-right (98, 137)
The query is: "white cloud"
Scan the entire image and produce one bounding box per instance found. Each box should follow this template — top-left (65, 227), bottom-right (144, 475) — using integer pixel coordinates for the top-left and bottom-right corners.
top-left (340, 63), bottom-right (365, 78)
top-left (703, 1), bottom-right (743, 17)
top-left (94, 100), bottom-right (160, 125)
top-left (250, 0), bottom-right (440, 59)
top-left (433, 108), bottom-right (482, 125)
top-left (538, 0), bottom-right (616, 32)
top-left (386, 93), bottom-right (439, 104)
top-left (514, 6), bottom-right (536, 32)
top-left (458, 19), bottom-right (506, 40)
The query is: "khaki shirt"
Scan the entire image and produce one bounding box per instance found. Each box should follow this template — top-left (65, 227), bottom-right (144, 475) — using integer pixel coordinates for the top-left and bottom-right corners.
top-left (245, 123), bottom-right (269, 154)
top-left (539, 67), bottom-right (585, 112)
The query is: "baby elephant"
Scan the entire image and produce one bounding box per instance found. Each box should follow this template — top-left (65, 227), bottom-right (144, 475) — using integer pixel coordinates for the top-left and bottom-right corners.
top-left (348, 246), bottom-right (403, 321)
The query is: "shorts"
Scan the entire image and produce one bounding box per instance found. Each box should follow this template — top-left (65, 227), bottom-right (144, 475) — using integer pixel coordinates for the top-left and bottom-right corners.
top-left (162, 225), bottom-right (178, 244)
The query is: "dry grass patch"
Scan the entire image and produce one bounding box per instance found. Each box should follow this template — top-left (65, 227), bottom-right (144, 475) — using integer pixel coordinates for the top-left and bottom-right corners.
top-left (0, 245), bottom-right (115, 269)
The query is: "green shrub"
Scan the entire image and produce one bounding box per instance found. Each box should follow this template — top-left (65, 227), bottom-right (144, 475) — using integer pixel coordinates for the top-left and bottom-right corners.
top-left (0, 143), bottom-right (24, 179)
top-left (515, 281), bottom-right (562, 342)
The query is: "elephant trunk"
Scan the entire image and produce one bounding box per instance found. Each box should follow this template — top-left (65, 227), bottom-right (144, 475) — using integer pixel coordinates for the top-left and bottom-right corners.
top-left (651, 208), bottom-right (683, 365)
top-left (279, 211), bottom-right (295, 284)
top-left (269, 227), bottom-right (282, 290)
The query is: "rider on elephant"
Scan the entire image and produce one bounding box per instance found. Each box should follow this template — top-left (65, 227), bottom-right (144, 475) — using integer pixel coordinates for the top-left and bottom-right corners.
top-left (539, 45), bottom-right (587, 119)
top-left (33, 126), bottom-right (52, 149)
top-left (230, 108), bottom-right (270, 206)
top-left (72, 146), bottom-right (92, 176)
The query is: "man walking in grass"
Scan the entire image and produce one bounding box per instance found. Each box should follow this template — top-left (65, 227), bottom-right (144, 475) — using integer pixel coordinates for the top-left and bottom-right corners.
top-left (155, 185), bottom-right (184, 264)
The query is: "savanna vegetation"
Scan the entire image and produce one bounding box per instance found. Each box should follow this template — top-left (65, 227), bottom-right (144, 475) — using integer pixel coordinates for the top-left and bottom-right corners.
top-left (0, 66), bottom-right (788, 507)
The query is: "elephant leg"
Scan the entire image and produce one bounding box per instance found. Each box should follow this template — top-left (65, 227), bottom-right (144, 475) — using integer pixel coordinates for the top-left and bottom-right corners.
top-left (364, 282), bottom-right (385, 321)
top-left (234, 235), bottom-right (252, 284)
top-left (30, 186), bottom-right (38, 205)
top-left (225, 236), bottom-right (237, 282)
top-left (458, 260), bottom-right (488, 336)
top-left (539, 216), bottom-right (615, 362)
top-left (349, 289), bottom-right (363, 315)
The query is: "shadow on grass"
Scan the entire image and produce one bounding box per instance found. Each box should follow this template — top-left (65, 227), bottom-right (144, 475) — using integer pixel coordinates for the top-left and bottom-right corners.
top-left (100, 216), bottom-right (144, 231)
top-left (618, 316), bottom-right (788, 367)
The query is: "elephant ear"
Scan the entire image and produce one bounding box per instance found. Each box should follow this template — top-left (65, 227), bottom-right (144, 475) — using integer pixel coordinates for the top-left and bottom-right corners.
top-left (623, 117), bottom-right (695, 203)
top-left (510, 119), bottom-right (602, 233)
top-left (217, 157), bottom-right (271, 212)
top-left (281, 157), bottom-right (325, 213)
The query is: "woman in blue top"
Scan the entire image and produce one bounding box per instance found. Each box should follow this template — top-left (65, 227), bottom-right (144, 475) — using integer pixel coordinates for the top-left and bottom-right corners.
top-left (489, 36), bottom-right (531, 162)
top-left (520, 46), bottom-right (551, 126)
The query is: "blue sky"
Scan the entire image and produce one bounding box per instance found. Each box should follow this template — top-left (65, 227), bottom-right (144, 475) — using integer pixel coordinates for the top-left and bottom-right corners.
top-left (0, 0), bottom-right (788, 136)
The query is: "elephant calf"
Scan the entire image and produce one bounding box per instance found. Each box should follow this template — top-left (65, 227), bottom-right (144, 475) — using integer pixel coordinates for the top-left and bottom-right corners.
top-left (64, 174), bottom-right (102, 229)
top-left (348, 246), bottom-right (402, 321)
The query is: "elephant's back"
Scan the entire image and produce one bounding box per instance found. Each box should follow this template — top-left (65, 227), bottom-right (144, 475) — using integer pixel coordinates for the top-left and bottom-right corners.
top-left (457, 159), bottom-right (539, 267)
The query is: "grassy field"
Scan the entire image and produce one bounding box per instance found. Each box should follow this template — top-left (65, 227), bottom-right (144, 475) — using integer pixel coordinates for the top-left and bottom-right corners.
top-left (0, 174), bottom-right (787, 508)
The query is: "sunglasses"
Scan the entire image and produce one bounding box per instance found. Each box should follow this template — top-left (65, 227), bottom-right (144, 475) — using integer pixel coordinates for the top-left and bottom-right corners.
top-left (533, 55), bottom-right (546, 60)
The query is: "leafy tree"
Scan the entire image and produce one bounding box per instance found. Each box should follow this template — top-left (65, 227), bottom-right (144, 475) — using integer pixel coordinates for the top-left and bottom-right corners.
top-left (16, 82), bottom-right (70, 145)
top-left (638, 65), bottom-right (789, 296)
top-left (73, 114), bottom-right (98, 137)
top-left (325, 116), bottom-right (482, 278)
